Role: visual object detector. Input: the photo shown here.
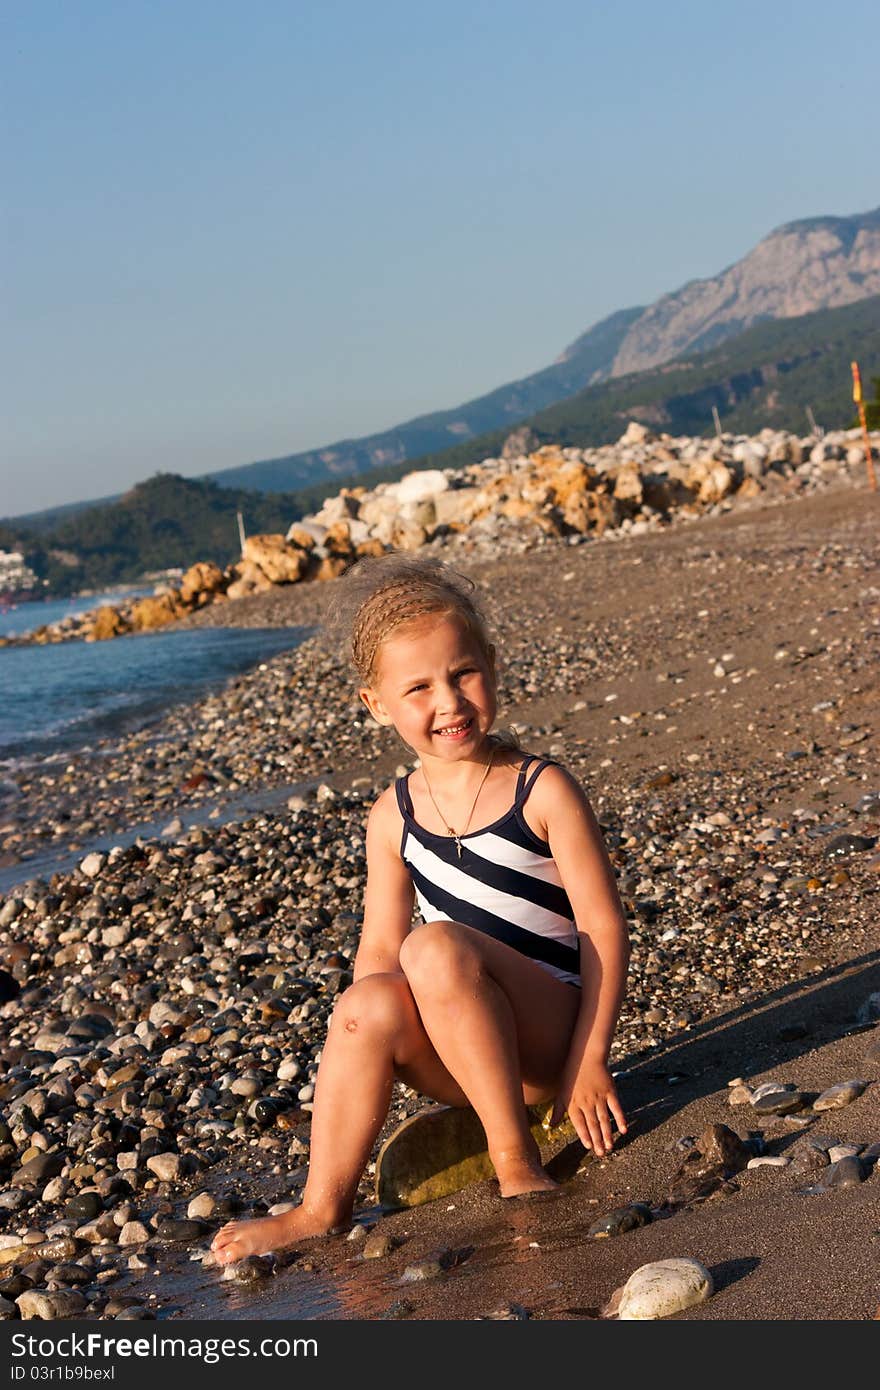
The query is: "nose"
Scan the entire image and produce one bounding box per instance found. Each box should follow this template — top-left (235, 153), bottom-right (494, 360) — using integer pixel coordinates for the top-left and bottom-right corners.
top-left (436, 680), bottom-right (467, 714)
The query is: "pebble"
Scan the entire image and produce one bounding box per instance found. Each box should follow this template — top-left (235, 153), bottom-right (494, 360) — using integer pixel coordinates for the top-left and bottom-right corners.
top-left (614, 1258), bottom-right (713, 1320)
top-left (814, 1156), bottom-right (867, 1190)
top-left (363, 1231), bottom-right (397, 1260)
top-left (154, 1219), bottom-right (210, 1244)
top-left (146, 1153), bottom-right (182, 1182)
top-left (747, 1156), bottom-right (790, 1168)
top-left (813, 1080), bottom-right (869, 1111)
top-left (401, 1258), bottom-right (445, 1282)
top-left (752, 1089), bottom-right (806, 1116)
top-left (187, 1193), bottom-right (216, 1220)
top-left (827, 1144), bottom-right (862, 1163)
top-left (588, 1203), bottom-right (652, 1238)
top-left (223, 1256), bottom-right (275, 1284)
top-left (728, 1084), bottom-right (754, 1106)
top-left (118, 1222), bottom-right (150, 1246)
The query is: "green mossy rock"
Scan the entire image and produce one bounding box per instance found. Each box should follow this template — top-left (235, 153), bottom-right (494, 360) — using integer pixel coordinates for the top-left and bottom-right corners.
top-left (375, 1103), bottom-right (576, 1209)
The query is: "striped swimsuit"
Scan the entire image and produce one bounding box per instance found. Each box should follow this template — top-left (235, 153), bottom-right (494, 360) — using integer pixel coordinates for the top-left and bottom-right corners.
top-left (395, 755), bottom-right (582, 988)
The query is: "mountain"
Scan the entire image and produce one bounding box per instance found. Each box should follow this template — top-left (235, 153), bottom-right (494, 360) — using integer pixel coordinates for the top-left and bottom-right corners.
top-left (355, 295), bottom-right (880, 479)
top-left (6, 297), bottom-right (877, 597)
top-left (606, 207), bottom-right (880, 377)
top-left (206, 205), bottom-right (880, 494)
top-left (199, 306), bottom-right (644, 494)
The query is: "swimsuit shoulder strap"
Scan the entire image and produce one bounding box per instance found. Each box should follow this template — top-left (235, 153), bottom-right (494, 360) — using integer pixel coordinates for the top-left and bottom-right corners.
top-left (394, 772), bottom-right (415, 820)
top-left (514, 755), bottom-right (556, 807)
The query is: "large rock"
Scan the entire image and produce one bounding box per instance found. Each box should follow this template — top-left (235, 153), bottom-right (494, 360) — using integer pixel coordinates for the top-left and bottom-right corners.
top-left (687, 458), bottom-right (734, 504)
top-left (612, 465), bottom-right (644, 506)
top-left (394, 470), bottom-right (449, 504)
top-left (225, 558), bottom-right (275, 601)
top-left (433, 488), bottom-right (483, 528)
top-left (391, 519), bottom-right (428, 552)
top-left (128, 593), bottom-right (183, 632)
top-left (87, 605), bottom-right (131, 641)
top-left (179, 561), bottom-right (226, 605)
top-left (243, 534), bottom-right (309, 585)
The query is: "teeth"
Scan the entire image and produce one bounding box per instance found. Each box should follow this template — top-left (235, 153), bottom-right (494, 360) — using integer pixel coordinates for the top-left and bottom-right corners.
top-left (436, 719), bottom-right (470, 735)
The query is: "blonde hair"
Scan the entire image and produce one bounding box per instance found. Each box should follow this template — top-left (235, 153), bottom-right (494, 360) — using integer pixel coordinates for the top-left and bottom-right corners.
top-left (326, 552), bottom-right (491, 684)
top-left (326, 552), bottom-right (523, 754)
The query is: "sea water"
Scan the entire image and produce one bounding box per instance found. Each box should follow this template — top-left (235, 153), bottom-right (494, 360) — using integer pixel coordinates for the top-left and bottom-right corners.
top-left (0, 623), bottom-right (308, 763)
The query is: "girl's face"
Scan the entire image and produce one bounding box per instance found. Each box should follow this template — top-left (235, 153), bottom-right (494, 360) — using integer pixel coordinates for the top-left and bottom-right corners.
top-left (359, 612), bottom-right (497, 763)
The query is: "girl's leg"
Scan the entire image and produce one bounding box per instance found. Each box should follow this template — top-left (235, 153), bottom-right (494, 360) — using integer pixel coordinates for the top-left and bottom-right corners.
top-left (398, 921), bottom-right (581, 1198)
top-left (211, 971), bottom-right (467, 1263)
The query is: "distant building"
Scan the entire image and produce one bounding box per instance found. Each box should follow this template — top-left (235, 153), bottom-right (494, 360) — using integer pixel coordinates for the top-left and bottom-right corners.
top-left (0, 549), bottom-right (40, 594)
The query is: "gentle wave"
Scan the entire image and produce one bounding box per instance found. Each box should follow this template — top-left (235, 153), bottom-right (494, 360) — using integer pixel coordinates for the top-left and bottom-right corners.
top-left (0, 624), bottom-right (308, 763)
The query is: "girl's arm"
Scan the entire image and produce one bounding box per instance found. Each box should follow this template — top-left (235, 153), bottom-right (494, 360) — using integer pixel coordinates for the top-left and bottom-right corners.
top-left (530, 765), bottom-right (631, 1156)
top-left (353, 787), bottom-right (416, 981)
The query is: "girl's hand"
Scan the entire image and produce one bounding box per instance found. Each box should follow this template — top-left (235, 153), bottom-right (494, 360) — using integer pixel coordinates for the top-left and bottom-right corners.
top-left (550, 1056), bottom-right (627, 1158)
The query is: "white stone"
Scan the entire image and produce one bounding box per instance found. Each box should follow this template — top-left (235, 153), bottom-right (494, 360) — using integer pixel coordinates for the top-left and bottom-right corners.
top-left (827, 1144), bottom-right (862, 1163)
top-left (751, 1081), bottom-right (796, 1101)
top-left (747, 1155), bottom-right (790, 1168)
top-left (79, 853), bottom-right (105, 879)
top-left (146, 1153), bottom-right (182, 1182)
top-left (187, 1193), bottom-right (216, 1220)
top-left (118, 1221), bottom-right (150, 1246)
top-left (394, 470), bottom-right (449, 504)
top-left (617, 1258), bottom-right (713, 1320)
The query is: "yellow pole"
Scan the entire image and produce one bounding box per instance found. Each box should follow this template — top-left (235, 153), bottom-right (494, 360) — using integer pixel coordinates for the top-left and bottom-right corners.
top-left (851, 361), bottom-right (877, 491)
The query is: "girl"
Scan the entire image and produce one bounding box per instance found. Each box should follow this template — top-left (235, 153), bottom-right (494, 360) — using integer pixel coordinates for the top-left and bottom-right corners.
top-left (212, 554), bottom-right (629, 1265)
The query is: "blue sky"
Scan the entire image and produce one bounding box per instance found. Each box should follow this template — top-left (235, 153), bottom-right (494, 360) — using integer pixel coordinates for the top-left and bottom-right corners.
top-left (3, 0), bottom-right (877, 516)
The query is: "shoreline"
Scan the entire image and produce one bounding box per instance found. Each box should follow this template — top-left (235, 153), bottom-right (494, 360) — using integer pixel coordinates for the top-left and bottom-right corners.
top-left (0, 480), bottom-right (877, 1320)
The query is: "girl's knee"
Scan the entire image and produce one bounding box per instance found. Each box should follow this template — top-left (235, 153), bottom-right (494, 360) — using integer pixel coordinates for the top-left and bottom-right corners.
top-left (332, 972), bottom-right (416, 1039)
top-left (399, 920), bottom-right (482, 994)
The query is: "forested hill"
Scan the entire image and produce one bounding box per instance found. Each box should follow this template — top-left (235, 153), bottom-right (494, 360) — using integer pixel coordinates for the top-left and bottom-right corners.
top-left (0, 475), bottom-right (312, 597)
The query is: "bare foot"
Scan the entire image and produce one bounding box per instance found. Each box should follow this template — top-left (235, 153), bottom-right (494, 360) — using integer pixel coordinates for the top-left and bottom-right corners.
top-left (491, 1150), bottom-right (559, 1200)
top-left (210, 1205), bottom-right (347, 1266)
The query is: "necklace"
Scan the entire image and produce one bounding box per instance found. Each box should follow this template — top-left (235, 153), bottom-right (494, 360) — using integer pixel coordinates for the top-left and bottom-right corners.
top-left (420, 746), bottom-right (495, 859)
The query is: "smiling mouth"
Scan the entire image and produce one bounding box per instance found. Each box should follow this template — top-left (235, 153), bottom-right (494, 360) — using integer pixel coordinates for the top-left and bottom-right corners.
top-left (433, 717), bottom-right (474, 738)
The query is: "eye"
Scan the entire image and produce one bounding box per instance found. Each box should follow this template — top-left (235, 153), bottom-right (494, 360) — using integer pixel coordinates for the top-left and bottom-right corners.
top-left (455, 667), bottom-right (477, 679)
top-left (406, 683), bottom-right (427, 695)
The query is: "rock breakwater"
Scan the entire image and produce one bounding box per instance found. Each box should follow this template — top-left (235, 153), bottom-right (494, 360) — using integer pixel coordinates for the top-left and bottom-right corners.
top-left (6, 424), bottom-right (876, 648)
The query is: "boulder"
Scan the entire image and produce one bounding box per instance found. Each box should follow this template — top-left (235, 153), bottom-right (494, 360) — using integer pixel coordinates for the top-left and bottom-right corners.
top-left (128, 593), bottom-right (183, 632)
top-left (549, 460), bottom-right (594, 509)
top-left (286, 522), bottom-right (323, 549)
top-left (225, 559), bottom-right (274, 601)
top-left (391, 519), bottom-right (428, 552)
top-left (620, 421), bottom-right (653, 446)
top-left (87, 605), bottom-right (131, 641)
top-left (179, 561), bottom-right (226, 605)
top-left (324, 521), bottom-right (355, 556)
top-left (315, 555), bottom-right (350, 581)
top-left (355, 538), bottom-right (387, 559)
top-left (612, 466), bottom-right (644, 506)
top-left (433, 488), bottom-right (482, 528)
top-left (243, 534), bottom-right (309, 585)
top-left (395, 470), bottom-right (449, 504)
